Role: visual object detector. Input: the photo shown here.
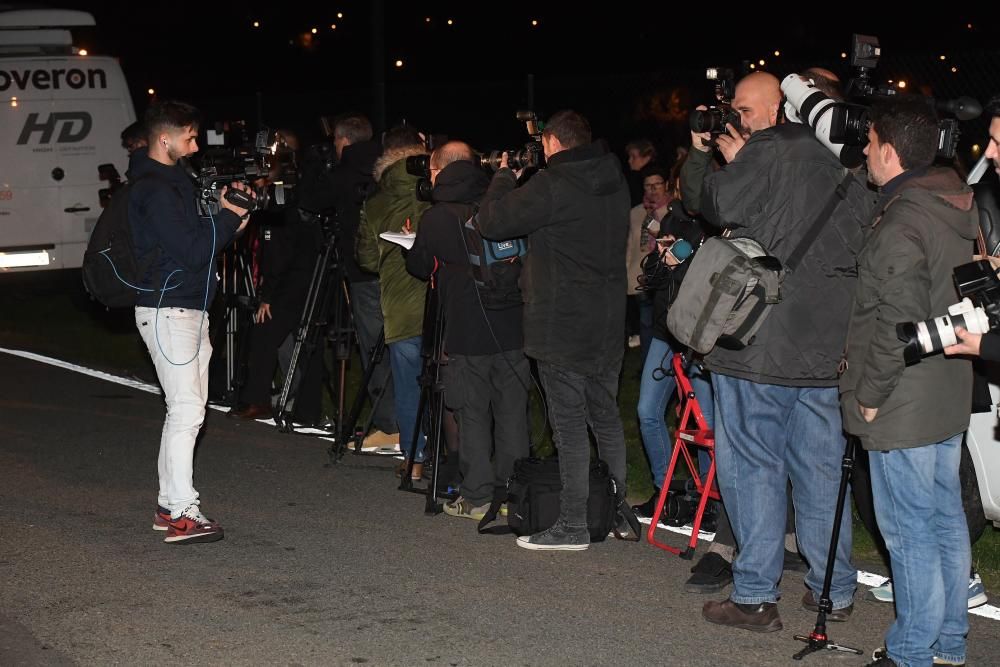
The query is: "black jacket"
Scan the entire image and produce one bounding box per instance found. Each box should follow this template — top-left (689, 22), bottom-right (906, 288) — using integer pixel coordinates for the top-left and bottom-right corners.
top-left (650, 203), bottom-right (711, 341)
top-left (406, 160), bottom-right (523, 355)
top-left (127, 148), bottom-right (242, 309)
top-left (476, 141), bottom-right (631, 373)
top-left (256, 208), bottom-right (322, 306)
top-left (682, 123), bottom-right (877, 386)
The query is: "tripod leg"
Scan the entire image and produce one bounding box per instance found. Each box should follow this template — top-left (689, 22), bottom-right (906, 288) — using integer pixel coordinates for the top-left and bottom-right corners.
top-left (330, 330), bottom-right (387, 462)
top-left (424, 384), bottom-right (446, 515)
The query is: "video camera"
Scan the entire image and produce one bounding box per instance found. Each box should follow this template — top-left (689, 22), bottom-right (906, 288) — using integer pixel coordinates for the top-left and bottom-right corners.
top-left (480, 111), bottom-right (546, 172)
top-left (897, 260), bottom-right (1000, 364)
top-left (782, 34), bottom-right (981, 168)
top-left (689, 68), bottom-right (741, 146)
top-left (187, 121), bottom-right (298, 213)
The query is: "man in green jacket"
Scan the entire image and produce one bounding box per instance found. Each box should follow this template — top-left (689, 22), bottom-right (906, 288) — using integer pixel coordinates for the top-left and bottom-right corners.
top-left (356, 126), bottom-right (430, 473)
top-left (840, 97), bottom-right (978, 667)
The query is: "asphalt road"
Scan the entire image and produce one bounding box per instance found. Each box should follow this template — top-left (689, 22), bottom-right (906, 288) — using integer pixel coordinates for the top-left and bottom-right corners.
top-left (2, 352), bottom-right (998, 666)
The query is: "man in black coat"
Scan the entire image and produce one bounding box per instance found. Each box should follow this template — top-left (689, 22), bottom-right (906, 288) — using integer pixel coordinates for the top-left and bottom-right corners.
top-left (406, 141), bottom-right (530, 520)
top-left (477, 110), bottom-right (631, 551)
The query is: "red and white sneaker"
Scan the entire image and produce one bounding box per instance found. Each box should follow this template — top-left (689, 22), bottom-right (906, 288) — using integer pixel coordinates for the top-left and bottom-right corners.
top-left (152, 506), bottom-right (171, 531)
top-left (164, 505), bottom-right (224, 544)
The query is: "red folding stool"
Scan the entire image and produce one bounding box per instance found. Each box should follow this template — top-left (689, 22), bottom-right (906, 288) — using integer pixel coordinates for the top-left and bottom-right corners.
top-left (646, 352), bottom-right (720, 559)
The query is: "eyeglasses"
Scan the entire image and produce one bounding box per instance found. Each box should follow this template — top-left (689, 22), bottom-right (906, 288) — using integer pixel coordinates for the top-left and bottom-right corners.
top-left (643, 180), bottom-right (666, 190)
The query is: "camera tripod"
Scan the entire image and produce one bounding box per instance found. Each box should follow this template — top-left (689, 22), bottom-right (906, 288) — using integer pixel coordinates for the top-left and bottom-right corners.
top-left (273, 212), bottom-right (350, 433)
top-left (792, 436), bottom-right (862, 660)
top-left (212, 234), bottom-right (258, 408)
top-left (397, 283), bottom-right (451, 515)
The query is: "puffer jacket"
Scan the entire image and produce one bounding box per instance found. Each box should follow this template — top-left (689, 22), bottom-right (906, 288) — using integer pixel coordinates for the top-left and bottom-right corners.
top-left (476, 141), bottom-right (630, 374)
top-left (840, 167), bottom-right (978, 450)
top-left (682, 123), bottom-right (877, 386)
top-left (356, 146), bottom-right (431, 343)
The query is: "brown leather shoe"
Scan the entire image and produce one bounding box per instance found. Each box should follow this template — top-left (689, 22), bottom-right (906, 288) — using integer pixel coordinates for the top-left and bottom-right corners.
top-left (229, 403), bottom-right (273, 420)
top-left (702, 599), bottom-right (782, 632)
top-left (801, 591), bottom-right (853, 621)
top-left (394, 459), bottom-right (424, 481)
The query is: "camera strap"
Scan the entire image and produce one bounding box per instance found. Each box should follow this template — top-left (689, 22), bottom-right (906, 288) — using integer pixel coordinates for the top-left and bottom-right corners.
top-left (784, 171), bottom-right (855, 272)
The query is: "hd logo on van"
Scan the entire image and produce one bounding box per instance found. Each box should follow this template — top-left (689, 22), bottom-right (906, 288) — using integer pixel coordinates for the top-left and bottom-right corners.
top-left (0, 67), bottom-right (107, 92)
top-left (17, 112), bottom-right (92, 144)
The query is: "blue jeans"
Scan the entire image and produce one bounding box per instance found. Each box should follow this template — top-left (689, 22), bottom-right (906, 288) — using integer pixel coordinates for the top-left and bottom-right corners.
top-left (712, 374), bottom-right (855, 608)
top-left (389, 336), bottom-right (426, 462)
top-left (637, 337), bottom-right (714, 488)
top-left (637, 292), bottom-right (654, 366)
top-left (869, 434), bottom-right (969, 667)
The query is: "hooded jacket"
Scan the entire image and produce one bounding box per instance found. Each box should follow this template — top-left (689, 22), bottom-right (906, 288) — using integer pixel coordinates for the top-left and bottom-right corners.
top-left (476, 141), bottom-right (630, 373)
top-left (356, 145), bottom-right (431, 344)
top-left (127, 147), bottom-right (242, 309)
top-left (405, 160), bottom-right (523, 356)
top-left (682, 123), bottom-right (876, 386)
top-left (840, 167), bottom-right (978, 450)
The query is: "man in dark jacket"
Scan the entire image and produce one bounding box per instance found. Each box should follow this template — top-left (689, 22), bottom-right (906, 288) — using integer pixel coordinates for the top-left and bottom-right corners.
top-left (477, 110), bottom-right (630, 551)
top-left (406, 141), bottom-right (530, 520)
top-left (841, 98), bottom-right (977, 667)
top-left (682, 72), bottom-right (874, 630)
top-left (129, 100), bottom-right (253, 544)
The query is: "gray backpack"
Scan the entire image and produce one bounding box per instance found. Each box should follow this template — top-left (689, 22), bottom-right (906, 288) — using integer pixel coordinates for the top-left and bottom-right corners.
top-left (667, 236), bottom-right (783, 354)
top-left (667, 172), bottom-right (854, 354)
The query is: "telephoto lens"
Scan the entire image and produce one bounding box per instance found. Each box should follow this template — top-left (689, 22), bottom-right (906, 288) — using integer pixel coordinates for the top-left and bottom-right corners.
top-left (896, 297), bottom-right (991, 364)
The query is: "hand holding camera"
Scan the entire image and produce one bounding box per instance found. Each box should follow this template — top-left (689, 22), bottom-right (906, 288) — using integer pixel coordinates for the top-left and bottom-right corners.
top-left (220, 181), bottom-right (257, 231)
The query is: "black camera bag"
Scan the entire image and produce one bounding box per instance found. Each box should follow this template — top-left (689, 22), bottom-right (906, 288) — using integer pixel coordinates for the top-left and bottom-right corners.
top-left (478, 457), bottom-right (639, 541)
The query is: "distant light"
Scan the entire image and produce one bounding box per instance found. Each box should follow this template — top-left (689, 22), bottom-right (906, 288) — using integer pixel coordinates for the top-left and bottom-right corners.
top-left (311, 27), bottom-right (318, 34)
top-left (897, 80), bottom-right (907, 89)
top-left (967, 23), bottom-right (973, 29)
top-left (758, 59), bottom-right (765, 66)
top-left (972, 144), bottom-right (981, 155)
top-left (147, 88), bottom-right (155, 95)
top-left (425, 17), bottom-right (431, 23)
top-left (531, 19), bottom-right (539, 26)
top-left (939, 55), bottom-right (947, 61)
top-left (78, 48), bottom-right (88, 56)
top-left (952, 66), bottom-right (959, 73)
top-left (10, 96), bottom-right (17, 108)
top-left (330, 24), bottom-right (337, 30)
top-left (337, 12), bottom-right (344, 19)
top-left (252, 21), bottom-right (259, 28)
top-left (749, 63), bottom-right (756, 70)
top-left (773, 50), bottom-right (780, 57)
top-left (840, 52), bottom-right (847, 59)
top-left (447, 18), bottom-right (454, 25)
top-left (888, 79), bottom-right (893, 84)
top-left (395, 59), bottom-right (403, 68)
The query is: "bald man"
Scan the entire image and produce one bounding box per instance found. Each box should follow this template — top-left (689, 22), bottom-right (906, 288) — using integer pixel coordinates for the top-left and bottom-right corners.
top-left (680, 72), bottom-right (877, 632)
top-left (405, 142), bottom-right (530, 520)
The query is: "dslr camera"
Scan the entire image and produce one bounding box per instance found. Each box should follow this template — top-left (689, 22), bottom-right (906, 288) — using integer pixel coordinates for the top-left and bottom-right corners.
top-left (689, 68), bottom-right (741, 144)
top-left (480, 111), bottom-right (546, 172)
top-left (897, 260), bottom-right (1000, 363)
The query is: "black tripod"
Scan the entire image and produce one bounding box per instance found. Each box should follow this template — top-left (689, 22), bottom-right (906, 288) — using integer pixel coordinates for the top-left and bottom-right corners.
top-left (792, 436), bottom-right (863, 660)
top-left (397, 283), bottom-right (451, 515)
top-left (214, 237), bottom-right (258, 409)
top-left (326, 328), bottom-right (392, 463)
top-left (274, 215), bottom-right (349, 433)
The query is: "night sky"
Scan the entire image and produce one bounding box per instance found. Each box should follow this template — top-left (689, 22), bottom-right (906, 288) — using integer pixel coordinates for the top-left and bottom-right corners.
top-left (48, 2), bottom-right (1000, 157)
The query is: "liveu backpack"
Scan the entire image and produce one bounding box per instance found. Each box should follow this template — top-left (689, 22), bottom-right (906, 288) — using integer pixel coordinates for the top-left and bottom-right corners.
top-left (82, 176), bottom-right (161, 308)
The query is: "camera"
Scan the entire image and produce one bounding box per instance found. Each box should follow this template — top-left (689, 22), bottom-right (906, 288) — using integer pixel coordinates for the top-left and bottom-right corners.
top-left (480, 110), bottom-right (546, 173)
top-left (188, 121), bottom-right (298, 212)
top-left (689, 68), bottom-right (741, 143)
top-left (897, 260), bottom-right (1000, 363)
top-left (405, 154), bottom-right (434, 202)
top-left (782, 34), bottom-right (981, 168)
top-left (97, 162), bottom-right (123, 208)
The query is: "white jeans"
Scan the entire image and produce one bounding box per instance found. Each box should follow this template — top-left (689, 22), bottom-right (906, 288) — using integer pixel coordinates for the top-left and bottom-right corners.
top-left (135, 307), bottom-right (212, 515)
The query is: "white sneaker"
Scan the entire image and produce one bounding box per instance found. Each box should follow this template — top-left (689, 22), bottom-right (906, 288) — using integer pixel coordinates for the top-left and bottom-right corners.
top-left (627, 335), bottom-right (640, 349)
top-left (868, 574), bottom-right (988, 609)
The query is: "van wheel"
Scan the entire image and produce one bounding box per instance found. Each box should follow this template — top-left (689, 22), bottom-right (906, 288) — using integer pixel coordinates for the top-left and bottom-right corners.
top-left (961, 435), bottom-right (987, 545)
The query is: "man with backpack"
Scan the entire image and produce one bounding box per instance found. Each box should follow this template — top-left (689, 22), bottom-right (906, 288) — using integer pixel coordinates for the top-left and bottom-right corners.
top-left (128, 100), bottom-right (253, 544)
top-left (477, 110), bottom-right (631, 551)
top-left (680, 72), bottom-right (874, 630)
top-left (405, 141), bottom-right (530, 521)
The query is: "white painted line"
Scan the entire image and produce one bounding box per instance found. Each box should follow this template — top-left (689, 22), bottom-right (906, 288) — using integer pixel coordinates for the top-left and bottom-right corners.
top-left (639, 515), bottom-right (1000, 621)
top-left (5, 346), bottom-right (999, 621)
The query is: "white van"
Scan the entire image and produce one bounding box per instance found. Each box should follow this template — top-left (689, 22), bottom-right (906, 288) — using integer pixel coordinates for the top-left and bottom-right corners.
top-left (0, 8), bottom-right (135, 271)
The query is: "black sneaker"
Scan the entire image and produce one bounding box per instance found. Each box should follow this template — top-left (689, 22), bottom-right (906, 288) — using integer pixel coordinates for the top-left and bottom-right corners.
top-left (630, 492), bottom-right (659, 519)
top-left (516, 521), bottom-right (590, 551)
top-left (867, 648), bottom-right (898, 666)
top-left (783, 548), bottom-right (809, 573)
top-left (685, 552), bottom-right (734, 593)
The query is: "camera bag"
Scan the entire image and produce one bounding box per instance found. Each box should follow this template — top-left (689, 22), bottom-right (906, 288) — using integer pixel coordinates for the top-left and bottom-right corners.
top-left (667, 172), bottom-right (853, 354)
top-left (477, 456), bottom-right (640, 542)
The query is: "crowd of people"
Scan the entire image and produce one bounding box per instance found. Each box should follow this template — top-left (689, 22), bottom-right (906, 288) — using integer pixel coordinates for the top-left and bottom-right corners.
top-left (125, 76), bottom-right (1000, 665)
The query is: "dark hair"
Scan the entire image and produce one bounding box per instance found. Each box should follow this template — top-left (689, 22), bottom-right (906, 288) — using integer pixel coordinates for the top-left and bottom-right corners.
top-left (334, 114), bottom-right (373, 144)
top-left (986, 94), bottom-right (1000, 119)
top-left (625, 138), bottom-right (657, 158)
top-left (543, 110), bottom-right (591, 149)
top-left (869, 96), bottom-right (939, 170)
top-left (143, 100), bottom-right (200, 142)
top-left (639, 163), bottom-right (670, 184)
top-left (120, 120), bottom-right (146, 144)
top-left (382, 124), bottom-right (424, 151)
top-left (802, 67), bottom-right (844, 101)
